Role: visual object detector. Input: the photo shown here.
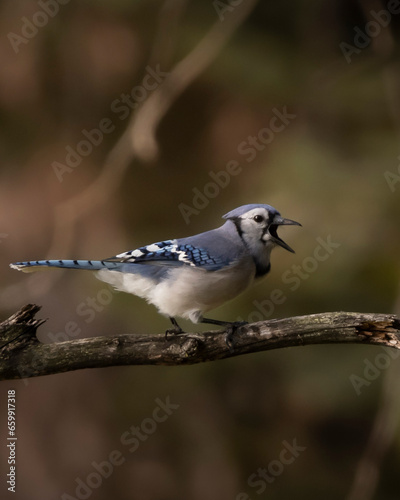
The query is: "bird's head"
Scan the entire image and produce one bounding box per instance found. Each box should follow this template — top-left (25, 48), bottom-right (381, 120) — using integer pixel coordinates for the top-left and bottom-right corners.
top-left (223, 204), bottom-right (301, 253)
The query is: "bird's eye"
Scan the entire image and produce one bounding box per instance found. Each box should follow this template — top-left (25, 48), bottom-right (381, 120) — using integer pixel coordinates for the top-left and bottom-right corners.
top-left (253, 215), bottom-right (264, 223)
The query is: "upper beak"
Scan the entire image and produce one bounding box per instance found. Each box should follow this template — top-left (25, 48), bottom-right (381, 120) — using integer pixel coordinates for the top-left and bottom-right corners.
top-left (268, 216), bottom-right (301, 253)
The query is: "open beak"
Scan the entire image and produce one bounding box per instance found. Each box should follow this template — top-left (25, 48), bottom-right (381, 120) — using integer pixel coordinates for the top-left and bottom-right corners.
top-left (268, 216), bottom-right (301, 253)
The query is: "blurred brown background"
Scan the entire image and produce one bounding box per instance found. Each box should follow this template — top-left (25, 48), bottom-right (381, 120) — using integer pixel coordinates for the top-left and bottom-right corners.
top-left (1, 0), bottom-right (400, 499)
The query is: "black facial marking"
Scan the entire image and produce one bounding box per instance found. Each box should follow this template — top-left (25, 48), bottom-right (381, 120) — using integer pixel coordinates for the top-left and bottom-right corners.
top-left (255, 261), bottom-right (271, 278)
top-left (231, 217), bottom-right (244, 239)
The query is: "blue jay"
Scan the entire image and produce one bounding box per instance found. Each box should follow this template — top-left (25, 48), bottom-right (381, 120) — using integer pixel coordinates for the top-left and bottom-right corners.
top-left (10, 204), bottom-right (300, 333)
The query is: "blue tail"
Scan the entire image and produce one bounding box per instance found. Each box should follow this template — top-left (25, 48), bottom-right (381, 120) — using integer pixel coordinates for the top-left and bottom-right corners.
top-left (9, 259), bottom-right (121, 273)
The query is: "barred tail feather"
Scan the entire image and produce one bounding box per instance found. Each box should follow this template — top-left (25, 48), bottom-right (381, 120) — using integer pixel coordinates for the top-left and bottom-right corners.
top-left (9, 259), bottom-right (121, 273)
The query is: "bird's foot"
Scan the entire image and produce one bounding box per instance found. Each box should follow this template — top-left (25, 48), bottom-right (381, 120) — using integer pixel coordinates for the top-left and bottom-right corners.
top-left (165, 317), bottom-right (185, 339)
top-left (224, 321), bottom-right (248, 353)
top-left (200, 317), bottom-right (248, 353)
top-left (165, 317), bottom-right (203, 342)
top-left (165, 328), bottom-right (183, 339)
top-left (165, 328), bottom-right (204, 344)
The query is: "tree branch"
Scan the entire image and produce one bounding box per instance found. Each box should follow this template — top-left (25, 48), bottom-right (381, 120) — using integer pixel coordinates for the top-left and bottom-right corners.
top-left (1, 305), bottom-right (399, 381)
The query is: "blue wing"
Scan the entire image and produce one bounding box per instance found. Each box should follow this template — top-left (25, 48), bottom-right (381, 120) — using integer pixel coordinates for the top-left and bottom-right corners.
top-left (105, 239), bottom-right (228, 271)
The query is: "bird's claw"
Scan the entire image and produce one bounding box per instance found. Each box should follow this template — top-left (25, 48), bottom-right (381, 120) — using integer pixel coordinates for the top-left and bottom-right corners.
top-left (225, 321), bottom-right (248, 353)
top-left (165, 327), bottom-right (184, 340)
top-left (165, 328), bottom-right (203, 344)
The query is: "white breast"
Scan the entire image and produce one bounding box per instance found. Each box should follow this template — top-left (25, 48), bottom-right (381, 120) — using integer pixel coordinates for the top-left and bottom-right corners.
top-left (97, 259), bottom-right (255, 323)
top-left (153, 259), bottom-right (255, 322)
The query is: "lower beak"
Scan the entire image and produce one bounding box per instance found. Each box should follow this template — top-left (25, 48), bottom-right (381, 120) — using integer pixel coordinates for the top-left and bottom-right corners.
top-left (268, 217), bottom-right (301, 253)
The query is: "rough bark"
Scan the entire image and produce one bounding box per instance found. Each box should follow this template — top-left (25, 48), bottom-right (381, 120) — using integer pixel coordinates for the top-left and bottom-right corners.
top-left (1, 304), bottom-right (399, 381)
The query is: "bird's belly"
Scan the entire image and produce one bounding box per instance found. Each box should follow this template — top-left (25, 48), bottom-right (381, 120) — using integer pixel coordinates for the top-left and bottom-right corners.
top-left (152, 260), bottom-right (255, 321)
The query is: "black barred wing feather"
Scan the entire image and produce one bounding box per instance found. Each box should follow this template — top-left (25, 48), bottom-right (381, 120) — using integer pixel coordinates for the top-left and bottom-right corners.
top-left (105, 240), bottom-right (228, 271)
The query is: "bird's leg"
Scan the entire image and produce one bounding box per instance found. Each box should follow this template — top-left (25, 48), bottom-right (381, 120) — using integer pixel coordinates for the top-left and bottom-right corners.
top-left (165, 317), bottom-right (184, 338)
top-left (165, 318), bottom-right (204, 344)
top-left (201, 318), bottom-right (248, 352)
top-left (169, 317), bottom-right (184, 333)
